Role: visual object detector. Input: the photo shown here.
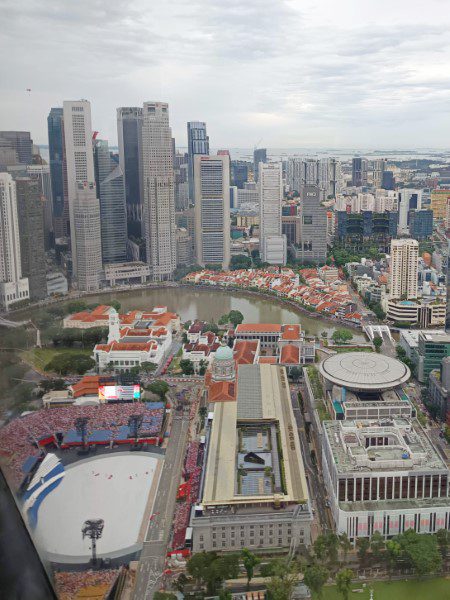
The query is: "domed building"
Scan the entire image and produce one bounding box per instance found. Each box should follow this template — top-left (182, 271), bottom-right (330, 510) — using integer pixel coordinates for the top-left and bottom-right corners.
top-left (212, 343), bottom-right (235, 381)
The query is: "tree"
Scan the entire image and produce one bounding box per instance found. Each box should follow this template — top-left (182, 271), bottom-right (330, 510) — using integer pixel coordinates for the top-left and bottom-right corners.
top-left (198, 359), bottom-right (208, 376)
top-left (397, 530), bottom-right (442, 576)
top-left (356, 537), bottom-right (370, 566)
top-left (203, 322), bottom-right (219, 335)
top-left (385, 539), bottom-right (401, 577)
top-left (153, 593), bottom-right (177, 600)
top-left (218, 590), bottom-right (232, 600)
top-left (109, 300), bottom-right (121, 311)
top-left (314, 535), bottom-right (328, 563)
top-left (265, 559), bottom-right (299, 600)
top-left (141, 361), bottom-right (157, 374)
top-left (45, 353), bottom-right (95, 375)
top-left (339, 533), bottom-right (352, 563)
top-left (228, 310), bottom-right (244, 327)
top-left (218, 313), bottom-right (229, 326)
top-left (230, 254), bottom-right (252, 270)
top-left (303, 564), bottom-right (328, 599)
top-left (187, 552), bottom-right (239, 595)
top-left (314, 533), bottom-right (339, 566)
top-left (65, 300), bottom-right (88, 314)
top-left (147, 380), bottom-right (169, 400)
top-left (180, 359), bottom-right (195, 375)
top-left (370, 531), bottom-right (385, 561)
top-left (335, 568), bottom-right (353, 600)
top-left (332, 329), bottom-right (353, 345)
top-left (241, 548), bottom-right (260, 590)
top-left (436, 529), bottom-right (450, 560)
top-left (321, 331), bottom-right (328, 339)
top-left (373, 335), bottom-right (383, 353)
top-left (289, 366), bottom-right (302, 382)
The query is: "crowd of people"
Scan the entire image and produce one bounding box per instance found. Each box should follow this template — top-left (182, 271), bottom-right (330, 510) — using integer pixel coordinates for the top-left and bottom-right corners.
top-left (0, 403), bottom-right (165, 488)
top-left (172, 441), bottom-right (203, 550)
top-left (54, 569), bottom-right (119, 600)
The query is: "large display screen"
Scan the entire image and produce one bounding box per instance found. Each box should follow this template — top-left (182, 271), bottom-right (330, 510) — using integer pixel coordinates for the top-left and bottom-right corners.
top-left (98, 385), bottom-right (141, 401)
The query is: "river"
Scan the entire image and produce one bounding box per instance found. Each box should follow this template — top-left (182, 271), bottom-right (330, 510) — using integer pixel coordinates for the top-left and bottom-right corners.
top-left (67, 285), bottom-right (364, 340)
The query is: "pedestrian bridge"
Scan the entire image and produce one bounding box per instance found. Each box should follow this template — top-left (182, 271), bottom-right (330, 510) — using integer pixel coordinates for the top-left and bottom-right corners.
top-left (363, 324), bottom-right (394, 343)
top-left (0, 316), bottom-right (30, 328)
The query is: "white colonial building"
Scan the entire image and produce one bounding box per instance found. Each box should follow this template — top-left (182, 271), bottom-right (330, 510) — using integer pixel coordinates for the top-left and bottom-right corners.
top-left (93, 308), bottom-right (172, 372)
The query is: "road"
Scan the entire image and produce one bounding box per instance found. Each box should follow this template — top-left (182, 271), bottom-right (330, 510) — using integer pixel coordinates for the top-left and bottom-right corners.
top-left (291, 385), bottom-right (331, 533)
top-left (133, 413), bottom-right (190, 599)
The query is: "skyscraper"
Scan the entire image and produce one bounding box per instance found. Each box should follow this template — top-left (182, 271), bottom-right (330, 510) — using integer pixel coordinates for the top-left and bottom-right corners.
top-left (15, 177), bottom-right (46, 301)
top-left (194, 154), bottom-right (230, 269)
top-left (27, 164), bottom-right (53, 248)
top-left (47, 107), bottom-right (66, 238)
top-left (352, 157), bottom-right (368, 187)
top-left (389, 238), bottom-right (419, 300)
top-left (253, 148), bottom-right (267, 182)
top-left (231, 161), bottom-right (249, 189)
top-left (94, 140), bottom-right (127, 264)
top-left (0, 131), bottom-right (33, 165)
top-left (446, 235), bottom-right (450, 334)
top-left (117, 107), bottom-right (143, 234)
top-left (63, 100), bottom-right (102, 290)
top-left (141, 102), bottom-right (176, 280)
top-left (372, 159), bottom-right (386, 188)
top-left (187, 121), bottom-right (209, 202)
top-left (398, 189), bottom-right (422, 234)
top-left (297, 185), bottom-right (327, 264)
top-left (0, 173), bottom-right (29, 309)
top-left (259, 162), bottom-right (286, 265)
top-left (287, 157), bottom-right (341, 198)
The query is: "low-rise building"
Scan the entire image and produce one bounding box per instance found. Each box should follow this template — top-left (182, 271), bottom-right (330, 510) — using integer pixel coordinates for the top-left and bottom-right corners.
top-left (64, 304), bottom-right (180, 332)
top-left (322, 418), bottom-right (450, 541)
top-left (428, 357), bottom-right (450, 423)
top-left (103, 262), bottom-right (150, 287)
top-left (416, 331), bottom-right (450, 383)
top-left (182, 331), bottom-right (220, 370)
top-left (191, 361), bottom-right (312, 552)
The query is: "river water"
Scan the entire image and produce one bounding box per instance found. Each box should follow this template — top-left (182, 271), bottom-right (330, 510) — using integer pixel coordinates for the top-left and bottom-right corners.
top-left (77, 286), bottom-right (364, 340)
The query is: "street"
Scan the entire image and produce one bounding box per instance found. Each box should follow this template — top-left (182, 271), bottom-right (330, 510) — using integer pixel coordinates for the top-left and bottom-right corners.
top-left (133, 413), bottom-right (190, 599)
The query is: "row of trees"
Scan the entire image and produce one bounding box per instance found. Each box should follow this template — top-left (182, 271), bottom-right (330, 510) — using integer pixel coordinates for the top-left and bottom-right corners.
top-left (51, 327), bottom-right (108, 348)
top-left (218, 310), bottom-right (244, 327)
top-left (44, 353), bottom-right (95, 375)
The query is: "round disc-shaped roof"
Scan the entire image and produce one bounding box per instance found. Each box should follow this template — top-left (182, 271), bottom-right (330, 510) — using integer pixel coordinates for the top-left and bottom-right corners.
top-left (318, 352), bottom-right (410, 391)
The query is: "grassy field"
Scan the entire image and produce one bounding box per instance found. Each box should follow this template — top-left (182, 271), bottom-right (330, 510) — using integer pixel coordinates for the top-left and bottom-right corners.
top-left (21, 347), bottom-right (93, 372)
top-left (321, 577), bottom-right (450, 600)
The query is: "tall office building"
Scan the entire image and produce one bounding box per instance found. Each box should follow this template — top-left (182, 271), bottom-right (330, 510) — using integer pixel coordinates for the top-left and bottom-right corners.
top-left (0, 173), bottom-right (29, 309)
top-left (231, 161), bottom-right (249, 189)
top-left (117, 107), bottom-right (143, 233)
top-left (398, 189), bottom-right (422, 234)
top-left (0, 131), bottom-right (33, 165)
top-left (15, 178), bottom-right (46, 301)
top-left (431, 188), bottom-right (450, 222)
top-left (47, 108), bottom-right (66, 237)
top-left (352, 157), bottom-right (368, 187)
top-left (94, 140), bottom-right (127, 264)
top-left (287, 157), bottom-right (341, 197)
top-left (141, 102), bottom-right (176, 280)
top-left (194, 154), bottom-right (230, 269)
top-left (259, 162), bottom-right (286, 265)
top-left (372, 159), bottom-right (386, 188)
top-left (27, 164), bottom-right (53, 248)
top-left (446, 235), bottom-right (450, 334)
top-left (297, 185), bottom-right (327, 264)
top-left (73, 182), bottom-right (102, 292)
top-left (253, 148), bottom-right (267, 182)
top-left (382, 170), bottom-right (395, 190)
top-left (187, 122), bottom-right (209, 202)
top-left (63, 100), bottom-right (102, 290)
top-left (389, 238), bottom-right (419, 300)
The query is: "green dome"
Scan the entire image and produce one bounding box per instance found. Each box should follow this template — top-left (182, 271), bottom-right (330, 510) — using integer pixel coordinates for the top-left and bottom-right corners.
top-left (215, 344), bottom-right (233, 361)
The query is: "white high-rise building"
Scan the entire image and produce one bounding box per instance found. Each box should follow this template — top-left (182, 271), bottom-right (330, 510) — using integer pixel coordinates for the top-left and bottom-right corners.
top-left (287, 157), bottom-right (341, 198)
top-left (194, 154), bottom-right (230, 269)
top-left (62, 100), bottom-right (102, 290)
top-left (0, 173), bottom-right (29, 309)
top-left (259, 162), bottom-right (286, 265)
top-left (389, 238), bottom-right (419, 300)
top-left (73, 182), bottom-right (102, 292)
top-left (141, 102), bottom-right (176, 280)
top-left (398, 189), bottom-right (422, 234)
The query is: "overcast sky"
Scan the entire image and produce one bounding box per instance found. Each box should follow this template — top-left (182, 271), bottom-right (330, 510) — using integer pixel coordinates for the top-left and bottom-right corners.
top-left (1, 0), bottom-right (450, 148)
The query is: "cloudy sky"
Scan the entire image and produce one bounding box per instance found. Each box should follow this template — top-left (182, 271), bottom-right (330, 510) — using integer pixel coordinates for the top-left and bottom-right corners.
top-left (1, 0), bottom-right (450, 148)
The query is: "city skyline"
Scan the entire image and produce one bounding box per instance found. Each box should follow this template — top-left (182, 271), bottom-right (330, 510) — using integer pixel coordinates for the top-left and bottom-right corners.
top-left (2, 0), bottom-right (450, 148)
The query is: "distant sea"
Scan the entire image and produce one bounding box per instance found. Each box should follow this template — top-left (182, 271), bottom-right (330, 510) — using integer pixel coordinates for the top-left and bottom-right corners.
top-left (37, 146), bottom-right (450, 163)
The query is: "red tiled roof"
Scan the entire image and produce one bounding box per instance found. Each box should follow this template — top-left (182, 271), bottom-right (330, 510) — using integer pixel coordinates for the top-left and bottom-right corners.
top-left (280, 344), bottom-right (300, 364)
top-left (208, 381), bottom-right (236, 403)
top-left (234, 340), bottom-right (258, 365)
top-left (235, 323), bottom-right (282, 333)
top-left (71, 375), bottom-right (114, 398)
top-left (281, 324), bottom-right (300, 340)
top-left (258, 356), bottom-right (277, 364)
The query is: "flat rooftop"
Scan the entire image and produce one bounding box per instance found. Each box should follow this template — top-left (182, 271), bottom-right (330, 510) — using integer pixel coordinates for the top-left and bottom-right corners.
top-left (319, 352), bottom-right (410, 391)
top-left (324, 419), bottom-right (447, 473)
top-left (202, 364), bottom-right (308, 506)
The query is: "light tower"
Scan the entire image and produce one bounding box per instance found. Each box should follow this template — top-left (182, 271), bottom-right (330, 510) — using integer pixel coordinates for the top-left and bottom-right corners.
top-left (82, 519), bottom-right (104, 565)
